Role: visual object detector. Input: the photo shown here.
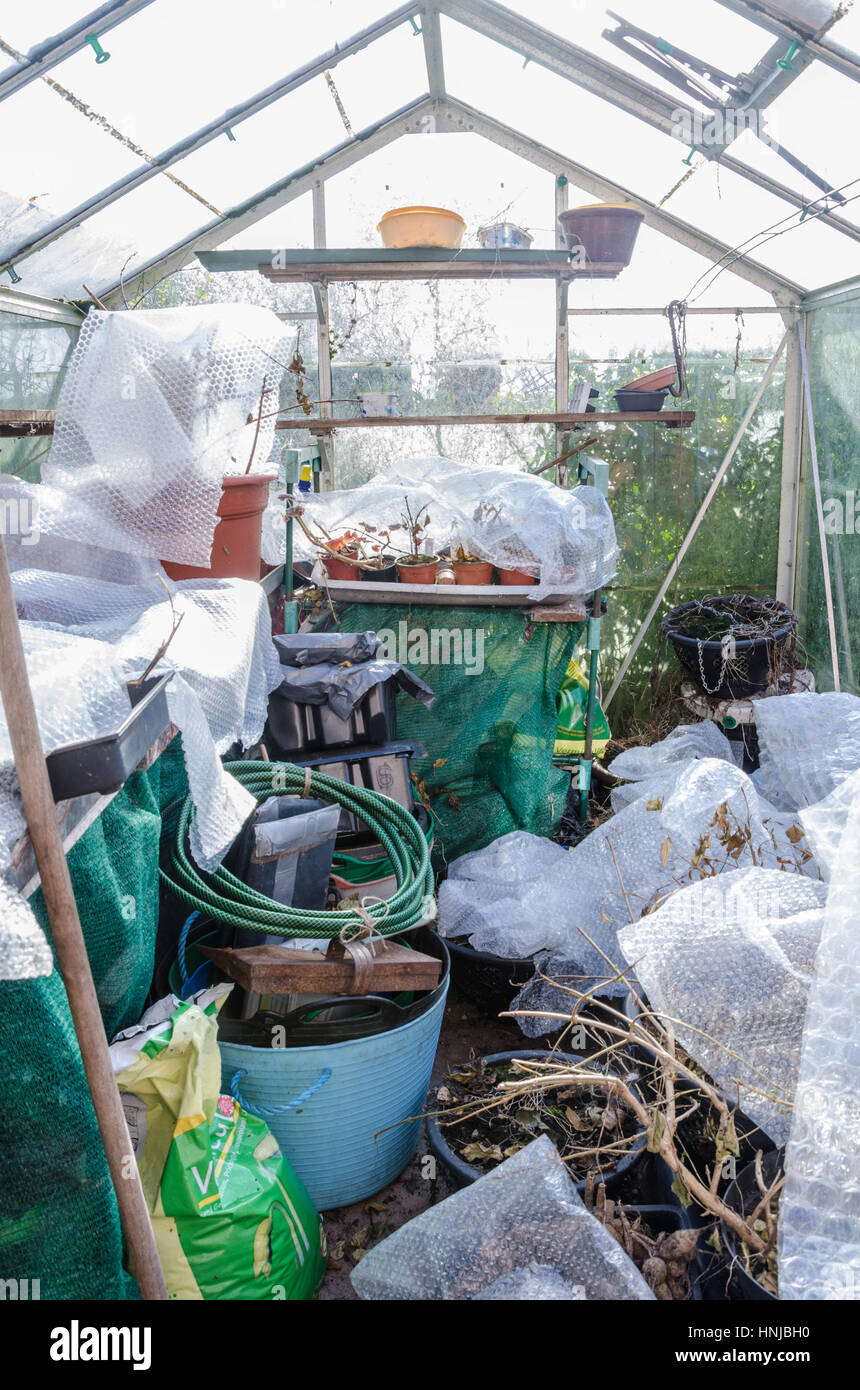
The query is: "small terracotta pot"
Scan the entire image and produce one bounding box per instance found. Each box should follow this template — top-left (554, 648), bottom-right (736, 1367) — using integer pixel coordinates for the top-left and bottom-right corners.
top-left (397, 555), bottom-right (438, 585)
top-left (323, 551), bottom-right (360, 581)
top-left (497, 566), bottom-right (538, 586)
top-left (452, 559), bottom-right (494, 586)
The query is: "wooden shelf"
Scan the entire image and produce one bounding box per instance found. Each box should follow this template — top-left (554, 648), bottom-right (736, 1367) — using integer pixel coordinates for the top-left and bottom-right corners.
top-left (0, 407), bottom-right (696, 438)
top-left (196, 248), bottom-right (625, 283)
top-left (282, 410), bottom-right (696, 434)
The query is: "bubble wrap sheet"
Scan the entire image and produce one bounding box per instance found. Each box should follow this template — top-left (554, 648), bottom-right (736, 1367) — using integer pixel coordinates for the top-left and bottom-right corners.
top-left (4, 575), bottom-right (280, 868)
top-left (0, 771), bottom-right (53, 983)
top-left (350, 1136), bottom-right (653, 1301)
top-left (753, 691), bottom-right (860, 812)
top-left (268, 454), bottom-right (618, 599)
top-left (37, 305), bottom-right (289, 567)
top-left (617, 869), bottom-right (826, 1145)
top-left (439, 754), bottom-right (815, 1018)
top-left (779, 780), bottom-right (860, 1300)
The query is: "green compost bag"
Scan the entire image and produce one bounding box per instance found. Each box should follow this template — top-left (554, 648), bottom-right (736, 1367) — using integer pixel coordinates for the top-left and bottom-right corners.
top-left (554, 657), bottom-right (611, 759)
top-left (110, 985), bottom-right (325, 1301)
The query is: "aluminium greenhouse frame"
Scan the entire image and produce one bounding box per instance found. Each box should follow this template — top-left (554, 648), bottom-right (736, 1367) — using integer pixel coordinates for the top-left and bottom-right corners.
top-left (1, 0), bottom-right (859, 662)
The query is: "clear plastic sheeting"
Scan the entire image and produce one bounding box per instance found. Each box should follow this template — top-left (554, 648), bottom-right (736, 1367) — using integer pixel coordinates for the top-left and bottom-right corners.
top-left (608, 719), bottom-right (743, 813)
top-left (350, 1135), bottom-right (653, 1301)
top-left (618, 868), bottom-right (827, 1146)
top-left (752, 692), bottom-right (860, 812)
top-left (437, 831), bottom-right (619, 979)
top-left (39, 306), bottom-right (289, 567)
top-left (800, 767), bottom-right (860, 881)
top-left (779, 780), bottom-right (860, 1300)
top-left (0, 626), bottom-right (131, 765)
top-left (274, 455), bottom-right (618, 600)
top-left (472, 1263), bottom-right (588, 1300)
top-left (0, 769), bottom-right (52, 983)
top-left (440, 753), bottom-right (814, 1006)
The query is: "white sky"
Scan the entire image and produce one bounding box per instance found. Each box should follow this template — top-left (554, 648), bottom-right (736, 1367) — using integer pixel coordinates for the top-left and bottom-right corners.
top-left (0, 0), bottom-right (857, 342)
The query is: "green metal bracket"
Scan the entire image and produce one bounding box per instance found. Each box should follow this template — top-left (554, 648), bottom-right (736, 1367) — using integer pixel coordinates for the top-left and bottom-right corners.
top-left (778, 39), bottom-right (800, 71)
top-left (557, 174), bottom-right (568, 188)
top-left (85, 33), bottom-right (111, 63)
top-left (6, 265), bottom-right (22, 285)
top-left (587, 616), bottom-right (601, 650)
top-left (225, 127), bottom-right (237, 142)
top-left (409, 16), bottom-right (423, 35)
top-left (682, 146), bottom-right (697, 166)
top-left (656, 37), bottom-right (674, 55)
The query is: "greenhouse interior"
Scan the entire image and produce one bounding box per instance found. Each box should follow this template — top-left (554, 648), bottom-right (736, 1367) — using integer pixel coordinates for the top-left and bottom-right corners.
top-left (0, 0), bottom-right (859, 1331)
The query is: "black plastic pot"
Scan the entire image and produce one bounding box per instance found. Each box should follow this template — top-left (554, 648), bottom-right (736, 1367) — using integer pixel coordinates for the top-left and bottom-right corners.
top-left (719, 1147), bottom-right (783, 1301)
top-left (661, 595), bottom-right (797, 699)
top-left (442, 935), bottom-right (535, 1017)
top-left (615, 388), bottom-right (667, 412)
top-left (360, 554), bottom-right (399, 583)
top-left (426, 1049), bottom-right (647, 1196)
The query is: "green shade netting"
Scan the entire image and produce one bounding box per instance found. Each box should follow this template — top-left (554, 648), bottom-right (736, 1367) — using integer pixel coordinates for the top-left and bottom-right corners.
top-left (0, 739), bottom-right (188, 1301)
top-left (315, 604), bottom-right (581, 866)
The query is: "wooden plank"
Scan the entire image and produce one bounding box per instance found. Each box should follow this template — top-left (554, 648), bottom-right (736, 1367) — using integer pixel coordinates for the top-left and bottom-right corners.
top-left (201, 941), bottom-right (442, 995)
top-left (0, 409), bottom-right (696, 437)
top-left (286, 410), bottom-right (696, 432)
top-left (260, 258), bottom-right (624, 282)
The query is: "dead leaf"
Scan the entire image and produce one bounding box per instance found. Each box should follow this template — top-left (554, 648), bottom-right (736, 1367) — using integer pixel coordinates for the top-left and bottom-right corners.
top-left (460, 1141), bottom-right (504, 1163)
top-left (785, 824), bottom-right (805, 844)
top-left (660, 837), bottom-right (672, 868)
top-left (646, 1111), bottom-right (666, 1153)
top-left (432, 758), bottom-right (449, 770)
top-left (645, 798), bottom-right (662, 811)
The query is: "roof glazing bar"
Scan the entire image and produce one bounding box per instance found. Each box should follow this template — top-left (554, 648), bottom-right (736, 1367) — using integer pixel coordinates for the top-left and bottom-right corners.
top-left (441, 0), bottom-right (860, 242)
top-left (0, 1), bottom-right (421, 275)
top-left (0, 0), bottom-right (155, 102)
top-left (711, 0), bottom-right (860, 83)
top-left (100, 96), bottom-right (435, 306)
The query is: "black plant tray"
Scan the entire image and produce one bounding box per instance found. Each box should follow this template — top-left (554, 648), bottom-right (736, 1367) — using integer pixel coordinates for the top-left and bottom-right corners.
top-left (46, 674), bottom-right (171, 801)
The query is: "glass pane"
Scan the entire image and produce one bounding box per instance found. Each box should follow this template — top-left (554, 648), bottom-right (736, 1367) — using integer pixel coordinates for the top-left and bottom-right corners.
top-left (0, 309), bottom-right (79, 481)
top-left (10, 175), bottom-right (212, 299)
top-left (500, 0), bottom-right (774, 85)
top-left (18, 1), bottom-right (403, 152)
top-left (798, 294), bottom-right (860, 692)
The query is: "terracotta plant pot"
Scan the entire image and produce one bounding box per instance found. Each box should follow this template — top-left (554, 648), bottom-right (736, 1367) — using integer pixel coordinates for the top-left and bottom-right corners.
top-left (323, 551), bottom-right (360, 581)
top-left (396, 555), bottom-right (438, 585)
top-left (452, 559), bottom-right (494, 586)
top-left (161, 472), bottom-right (276, 581)
top-left (497, 566), bottom-right (538, 586)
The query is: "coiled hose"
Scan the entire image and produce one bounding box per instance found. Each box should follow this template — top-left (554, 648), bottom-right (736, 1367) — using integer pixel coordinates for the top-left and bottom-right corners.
top-left (160, 760), bottom-right (434, 940)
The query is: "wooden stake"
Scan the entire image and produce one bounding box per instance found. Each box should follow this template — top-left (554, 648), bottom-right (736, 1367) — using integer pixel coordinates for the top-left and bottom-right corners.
top-left (0, 533), bottom-right (167, 1301)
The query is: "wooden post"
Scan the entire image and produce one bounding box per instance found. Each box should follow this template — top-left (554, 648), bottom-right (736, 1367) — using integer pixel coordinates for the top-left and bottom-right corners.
top-left (0, 532), bottom-right (167, 1300)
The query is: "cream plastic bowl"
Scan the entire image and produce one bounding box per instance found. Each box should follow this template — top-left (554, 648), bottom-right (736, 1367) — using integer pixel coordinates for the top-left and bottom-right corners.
top-left (377, 205), bottom-right (466, 249)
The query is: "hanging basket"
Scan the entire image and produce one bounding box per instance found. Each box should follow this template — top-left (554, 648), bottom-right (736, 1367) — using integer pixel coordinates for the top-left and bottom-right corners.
top-left (661, 594), bottom-right (797, 699)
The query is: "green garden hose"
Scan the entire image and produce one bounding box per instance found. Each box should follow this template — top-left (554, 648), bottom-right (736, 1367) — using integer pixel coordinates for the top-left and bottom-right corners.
top-left (160, 760), bottom-right (434, 940)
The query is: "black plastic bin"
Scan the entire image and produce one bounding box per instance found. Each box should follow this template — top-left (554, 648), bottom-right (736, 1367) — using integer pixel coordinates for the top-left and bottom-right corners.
top-left (265, 679), bottom-right (396, 756)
